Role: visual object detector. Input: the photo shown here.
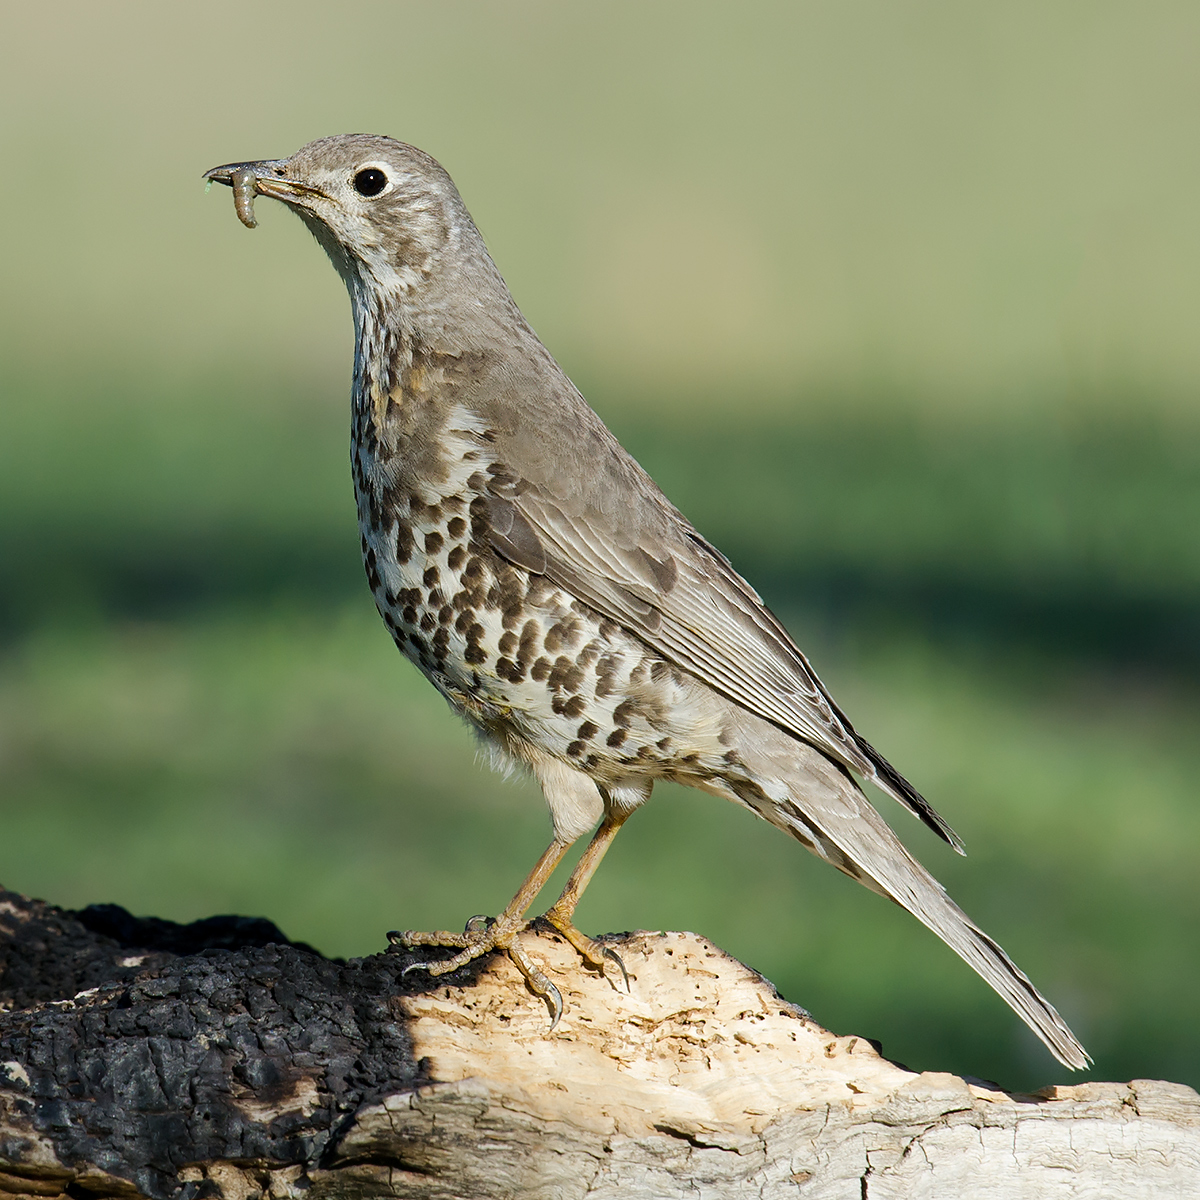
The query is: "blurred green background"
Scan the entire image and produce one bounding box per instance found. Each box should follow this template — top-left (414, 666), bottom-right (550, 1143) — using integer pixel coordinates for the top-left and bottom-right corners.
top-left (2, 1), bottom-right (1199, 1094)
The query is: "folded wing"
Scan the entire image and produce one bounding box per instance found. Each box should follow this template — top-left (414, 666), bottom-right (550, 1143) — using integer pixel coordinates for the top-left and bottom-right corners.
top-left (485, 483), bottom-right (964, 852)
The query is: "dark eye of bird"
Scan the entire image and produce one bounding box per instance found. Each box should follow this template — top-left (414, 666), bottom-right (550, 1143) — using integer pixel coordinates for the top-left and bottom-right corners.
top-left (353, 168), bottom-right (388, 197)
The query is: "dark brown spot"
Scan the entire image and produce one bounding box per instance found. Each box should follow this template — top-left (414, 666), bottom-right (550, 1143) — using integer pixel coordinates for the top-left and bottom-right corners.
top-left (402, 606), bottom-right (418, 625)
top-left (395, 522), bottom-right (414, 564)
top-left (612, 700), bottom-right (636, 728)
top-left (463, 556), bottom-right (485, 581)
top-left (496, 657), bottom-right (526, 682)
top-left (455, 611), bottom-right (474, 634)
top-left (420, 612), bottom-right (436, 633)
top-left (656, 736), bottom-right (671, 751)
top-left (469, 498), bottom-right (489, 538)
top-left (577, 721), bottom-right (599, 741)
top-left (464, 643), bottom-right (488, 665)
top-left (547, 658), bottom-right (586, 694)
top-left (606, 728), bottom-right (627, 748)
top-left (594, 654), bottom-right (618, 699)
top-left (447, 545), bottom-right (467, 570)
top-left (584, 753), bottom-right (601, 770)
top-left (487, 567), bottom-right (524, 615)
top-left (557, 695), bottom-right (587, 720)
top-left (438, 605), bottom-right (453, 625)
top-left (447, 516), bottom-right (467, 539)
top-left (424, 530), bottom-right (444, 553)
top-left (498, 631), bottom-right (518, 656)
top-left (566, 740), bottom-right (585, 758)
top-left (650, 660), bottom-right (671, 683)
top-left (427, 588), bottom-right (444, 607)
top-left (518, 621), bottom-right (540, 665)
top-left (530, 657), bottom-right (551, 682)
top-left (467, 622), bottom-right (485, 644)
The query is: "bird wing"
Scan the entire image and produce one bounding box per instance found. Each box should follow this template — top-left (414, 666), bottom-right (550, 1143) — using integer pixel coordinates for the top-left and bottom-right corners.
top-left (485, 482), bottom-right (964, 852)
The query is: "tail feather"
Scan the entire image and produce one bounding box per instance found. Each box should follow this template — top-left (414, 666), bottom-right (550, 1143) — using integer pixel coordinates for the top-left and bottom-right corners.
top-left (856, 733), bottom-right (966, 855)
top-left (863, 834), bottom-right (1091, 1070)
top-left (731, 734), bottom-right (1091, 1070)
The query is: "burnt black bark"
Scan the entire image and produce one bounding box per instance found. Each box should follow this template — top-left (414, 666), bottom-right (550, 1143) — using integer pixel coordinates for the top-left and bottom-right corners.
top-left (0, 889), bottom-right (422, 1200)
top-left (5, 889), bottom-right (1197, 1199)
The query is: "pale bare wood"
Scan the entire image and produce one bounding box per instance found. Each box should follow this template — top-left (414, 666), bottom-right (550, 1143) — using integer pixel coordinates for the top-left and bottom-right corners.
top-left (2, 923), bottom-right (1197, 1199)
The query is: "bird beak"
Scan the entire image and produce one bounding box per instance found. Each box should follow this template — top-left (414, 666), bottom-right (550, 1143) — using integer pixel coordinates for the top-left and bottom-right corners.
top-left (203, 159), bottom-right (327, 229)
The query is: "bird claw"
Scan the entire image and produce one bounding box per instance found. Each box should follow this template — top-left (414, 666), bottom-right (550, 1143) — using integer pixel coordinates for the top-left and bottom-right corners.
top-left (388, 925), bottom-right (490, 980)
top-left (539, 912), bottom-right (631, 993)
top-left (602, 945), bottom-right (631, 993)
top-left (386, 916), bottom-right (618, 1027)
top-left (507, 944), bottom-right (564, 1030)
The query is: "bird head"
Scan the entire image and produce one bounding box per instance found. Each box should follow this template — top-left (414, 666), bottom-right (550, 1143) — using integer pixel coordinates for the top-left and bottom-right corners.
top-left (204, 135), bottom-right (483, 309)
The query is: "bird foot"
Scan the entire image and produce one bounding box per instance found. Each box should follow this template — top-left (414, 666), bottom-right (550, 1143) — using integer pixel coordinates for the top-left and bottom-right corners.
top-left (539, 910), bottom-right (631, 992)
top-left (388, 917), bottom-right (565, 1028)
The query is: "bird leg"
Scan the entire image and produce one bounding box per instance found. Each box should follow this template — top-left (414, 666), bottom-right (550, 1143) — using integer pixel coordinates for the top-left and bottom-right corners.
top-left (389, 835), bottom-right (574, 1021)
top-left (391, 812), bottom-right (634, 1020)
top-left (540, 813), bottom-right (632, 990)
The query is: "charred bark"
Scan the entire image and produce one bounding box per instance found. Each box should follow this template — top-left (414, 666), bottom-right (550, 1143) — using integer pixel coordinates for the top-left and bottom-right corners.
top-left (2, 888), bottom-right (1197, 1199)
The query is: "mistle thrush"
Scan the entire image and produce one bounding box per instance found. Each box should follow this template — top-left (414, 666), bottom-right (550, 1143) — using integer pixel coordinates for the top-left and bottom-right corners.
top-left (205, 136), bottom-right (1089, 1069)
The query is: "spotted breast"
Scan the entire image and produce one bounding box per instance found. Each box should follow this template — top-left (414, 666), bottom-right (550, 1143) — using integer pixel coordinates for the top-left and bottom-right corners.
top-left (351, 366), bottom-right (737, 809)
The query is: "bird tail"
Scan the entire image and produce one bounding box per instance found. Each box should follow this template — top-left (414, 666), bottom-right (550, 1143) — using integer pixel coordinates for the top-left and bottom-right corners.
top-left (730, 733), bottom-right (1091, 1070)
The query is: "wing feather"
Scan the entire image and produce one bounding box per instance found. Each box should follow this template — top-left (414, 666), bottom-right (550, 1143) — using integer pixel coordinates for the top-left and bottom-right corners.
top-left (489, 483), bottom-right (964, 852)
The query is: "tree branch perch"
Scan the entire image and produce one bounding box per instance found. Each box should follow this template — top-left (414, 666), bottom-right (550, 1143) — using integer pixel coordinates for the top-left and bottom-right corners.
top-left (1, 889), bottom-right (1196, 1198)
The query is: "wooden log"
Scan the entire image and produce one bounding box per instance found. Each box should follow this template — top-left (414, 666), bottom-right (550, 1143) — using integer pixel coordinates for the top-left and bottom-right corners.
top-left (2, 888), bottom-right (1197, 1199)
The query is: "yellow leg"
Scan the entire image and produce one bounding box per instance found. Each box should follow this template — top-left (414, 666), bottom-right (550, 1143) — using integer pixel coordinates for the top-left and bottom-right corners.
top-left (541, 813), bottom-right (632, 989)
top-left (390, 834), bottom-right (573, 973)
top-left (390, 834), bottom-right (578, 1026)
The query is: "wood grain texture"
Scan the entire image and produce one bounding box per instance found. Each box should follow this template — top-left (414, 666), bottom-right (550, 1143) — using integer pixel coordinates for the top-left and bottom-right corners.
top-left (2, 890), bottom-right (1196, 1199)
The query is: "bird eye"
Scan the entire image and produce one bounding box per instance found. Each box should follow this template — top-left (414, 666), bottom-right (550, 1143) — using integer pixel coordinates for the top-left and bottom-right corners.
top-left (353, 168), bottom-right (388, 197)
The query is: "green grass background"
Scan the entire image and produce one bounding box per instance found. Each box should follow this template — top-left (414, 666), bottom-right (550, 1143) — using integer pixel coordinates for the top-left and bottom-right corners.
top-left (2, 2), bottom-right (1199, 1094)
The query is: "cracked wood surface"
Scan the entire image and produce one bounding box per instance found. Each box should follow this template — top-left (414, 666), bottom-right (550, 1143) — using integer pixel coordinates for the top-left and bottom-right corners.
top-left (2, 888), bottom-right (1198, 1198)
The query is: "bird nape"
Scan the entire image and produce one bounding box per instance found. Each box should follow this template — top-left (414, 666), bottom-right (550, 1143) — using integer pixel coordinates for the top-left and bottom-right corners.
top-left (204, 136), bottom-right (1090, 1071)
